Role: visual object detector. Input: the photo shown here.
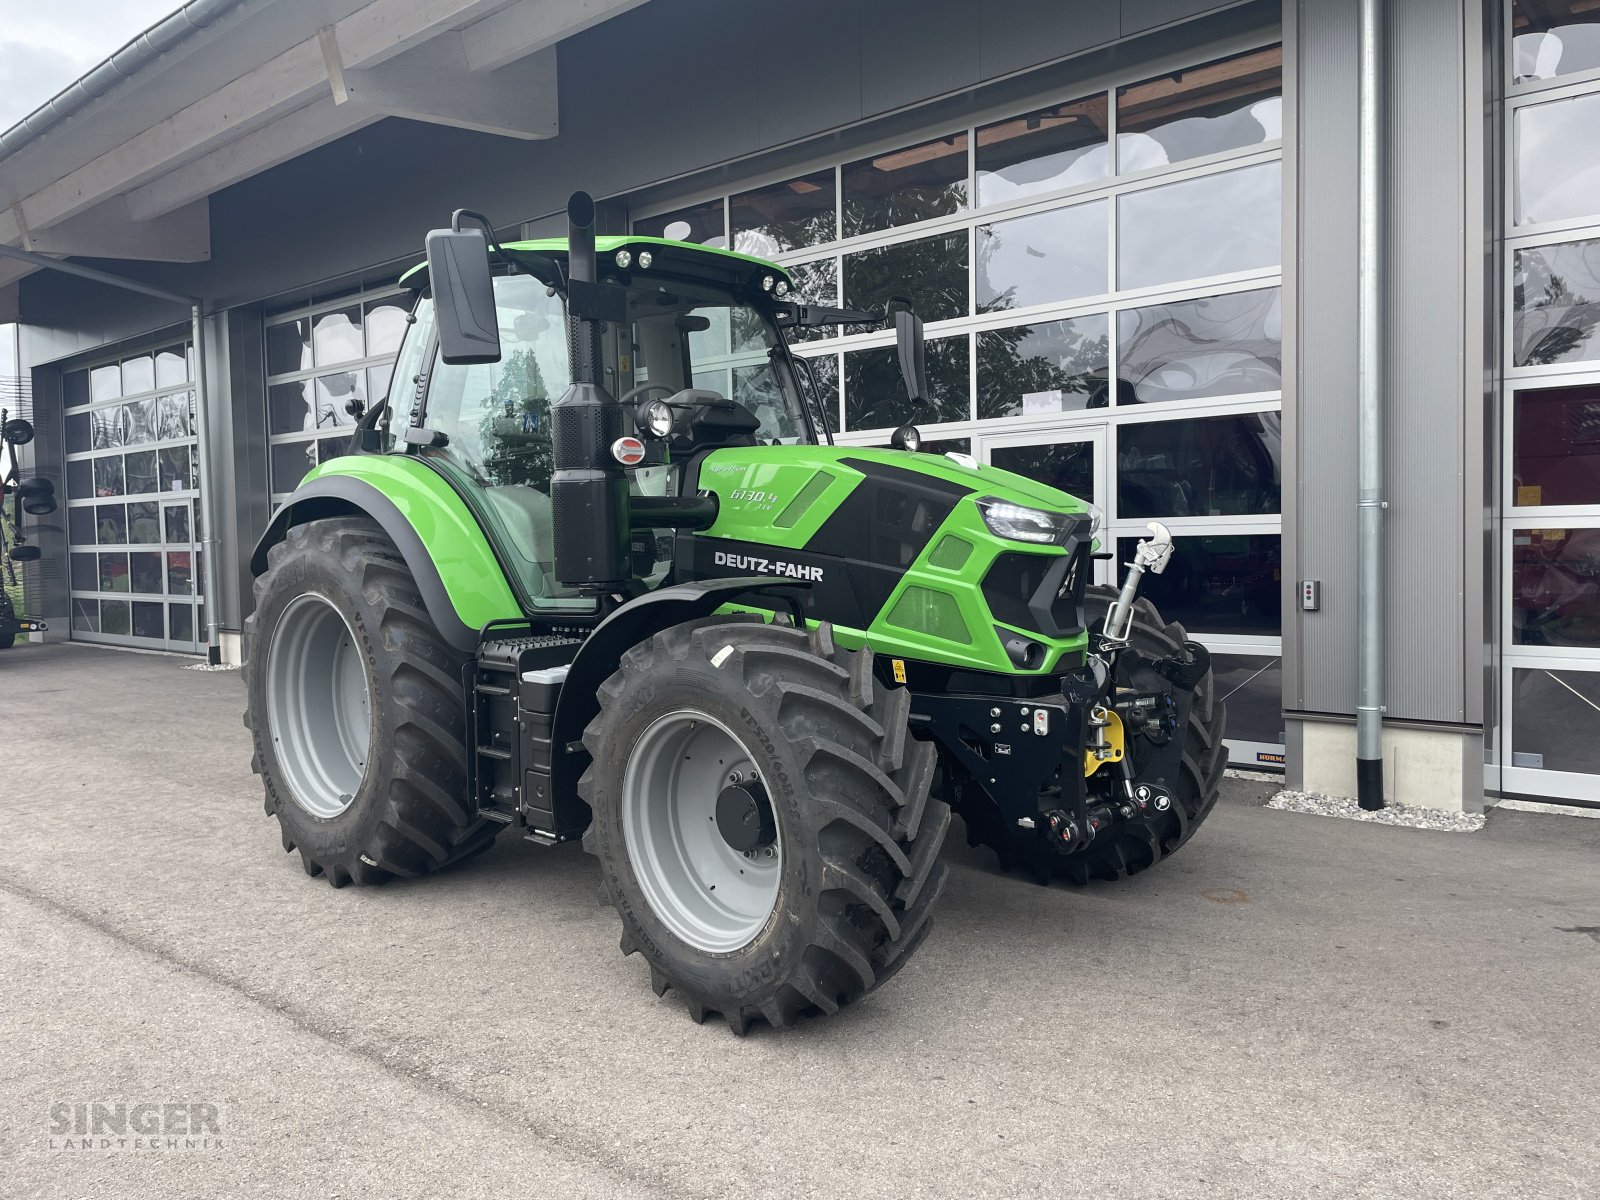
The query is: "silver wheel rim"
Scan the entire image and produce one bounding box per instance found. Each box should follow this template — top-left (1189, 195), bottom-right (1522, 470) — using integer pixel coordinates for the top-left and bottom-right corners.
top-left (622, 710), bottom-right (782, 954)
top-left (264, 593), bottom-right (372, 819)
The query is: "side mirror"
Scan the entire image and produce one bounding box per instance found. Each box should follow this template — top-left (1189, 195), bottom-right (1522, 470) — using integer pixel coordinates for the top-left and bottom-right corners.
top-left (895, 308), bottom-right (929, 407)
top-left (425, 226), bottom-right (501, 365)
top-left (18, 477), bottom-right (56, 516)
top-left (2, 417), bottom-right (34, 445)
top-left (9, 544), bottom-right (41, 562)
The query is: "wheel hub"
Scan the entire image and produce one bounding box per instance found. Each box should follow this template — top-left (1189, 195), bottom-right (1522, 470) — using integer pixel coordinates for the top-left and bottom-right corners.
top-left (715, 781), bottom-right (776, 853)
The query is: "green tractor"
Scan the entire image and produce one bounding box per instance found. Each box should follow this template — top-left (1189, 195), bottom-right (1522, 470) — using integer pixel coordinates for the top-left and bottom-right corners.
top-left (243, 193), bottom-right (1226, 1033)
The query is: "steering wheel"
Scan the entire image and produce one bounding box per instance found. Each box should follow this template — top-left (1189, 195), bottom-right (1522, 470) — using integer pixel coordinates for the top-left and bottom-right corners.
top-left (618, 382), bottom-right (679, 406)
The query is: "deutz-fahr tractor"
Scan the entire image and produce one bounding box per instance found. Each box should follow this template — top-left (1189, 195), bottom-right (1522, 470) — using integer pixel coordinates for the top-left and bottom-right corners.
top-left (243, 193), bottom-right (1225, 1033)
top-left (1, 411), bottom-right (53, 651)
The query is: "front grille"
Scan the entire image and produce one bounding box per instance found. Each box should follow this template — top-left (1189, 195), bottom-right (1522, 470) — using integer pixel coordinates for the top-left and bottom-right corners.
top-left (981, 539), bottom-right (1090, 640)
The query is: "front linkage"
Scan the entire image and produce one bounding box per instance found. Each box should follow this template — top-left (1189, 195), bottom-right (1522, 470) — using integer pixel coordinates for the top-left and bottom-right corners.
top-left (910, 522), bottom-right (1209, 863)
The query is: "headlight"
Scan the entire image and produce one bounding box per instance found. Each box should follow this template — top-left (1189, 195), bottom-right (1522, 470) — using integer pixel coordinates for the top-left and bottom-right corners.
top-left (774, 279), bottom-right (790, 297)
top-left (640, 399), bottom-right (674, 438)
top-left (761, 274), bottom-right (776, 291)
top-left (975, 497), bottom-right (1076, 545)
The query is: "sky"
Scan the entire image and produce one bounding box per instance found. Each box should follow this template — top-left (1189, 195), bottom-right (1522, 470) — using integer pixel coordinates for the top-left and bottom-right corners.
top-left (0, 0), bottom-right (184, 130)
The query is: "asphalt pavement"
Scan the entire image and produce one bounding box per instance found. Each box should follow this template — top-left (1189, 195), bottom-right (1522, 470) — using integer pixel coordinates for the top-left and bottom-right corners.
top-left (2, 640), bottom-right (1597, 1199)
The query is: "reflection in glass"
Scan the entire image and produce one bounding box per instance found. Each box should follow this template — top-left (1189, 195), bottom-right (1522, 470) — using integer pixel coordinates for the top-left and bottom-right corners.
top-left (318, 434), bottom-right (353, 463)
top-left (164, 504), bottom-right (191, 544)
top-left (1513, 0), bottom-right (1600, 84)
top-left (91, 406), bottom-right (125, 449)
top-left (732, 171), bottom-right (836, 256)
top-left (169, 603), bottom-right (194, 643)
top-left (272, 441), bottom-right (315, 494)
top-left (1511, 667), bottom-right (1600, 773)
top-left (68, 459), bottom-right (92, 500)
top-left (368, 364), bottom-right (393, 401)
top-left (66, 413), bottom-right (90, 454)
top-left (1120, 533), bottom-right (1281, 635)
top-left (1516, 93), bottom-right (1600, 226)
top-left (94, 456), bottom-right (125, 497)
top-left (314, 372), bottom-right (363, 428)
top-left (159, 446), bottom-right (194, 492)
top-left (121, 354), bottom-right (154, 396)
top-left (269, 381), bottom-right (314, 433)
top-left (91, 364), bottom-right (121, 402)
top-left (155, 345), bottom-right (188, 388)
top-left (733, 364), bottom-right (806, 442)
top-left (1118, 412), bottom-right (1282, 518)
top-left (73, 599), bottom-right (99, 634)
top-left (69, 507), bottom-right (94, 546)
top-left (1210, 654), bottom-right (1284, 745)
top-left (167, 552), bottom-right (194, 596)
top-left (976, 201), bottom-right (1107, 313)
top-left (844, 337), bottom-right (969, 430)
top-left (267, 318), bottom-right (312, 375)
top-left (1118, 162), bottom-right (1281, 290)
top-left (1118, 46), bottom-right (1282, 172)
top-left (976, 96), bottom-right (1109, 206)
top-left (1513, 528), bottom-right (1600, 646)
top-left (773, 259), bottom-right (838, 347)
top-left (132, 601), bottom-right (164, 640)
top-left (101, 599), bottom-right (130, 636)
top-left (796, 352), bottom-right (839, 428)
top-left (1514, 382), bottom-right (1600, 506)
top-left (130, 552), bottom-right (163, 594)
top-left (71, 553), bottom-right (96, 591)
top-left (842, 133), bottom-right (968, 237)
top-left (843, 231), bottom-right (968, 322)
top-left (65, 370), bottom-right (90, 407)
top-left (365, 299), bottom-right (410, 358)
top-left (313, 306), bottom-right (363, 366)
top-left (99, 552), bottom-right (129, 593)
top-left (977, 316), bottom-right (1109, 419)
top-left (635, 199), bottom-right (727, 247)
top-left (991, 441), bottom-right (1096, 503)
top-left (125, 450), bottom-right (158, 496)
top-left (157, 393), bottom-right (190, 440)
top-left (123, 398), bottom-right (157, 444)
top-left (127, 501), bottom-right (161, 544)
top-left (96, 504), bottom-right (127, 544)
top-left (1514, 239), bottom-right (1600, 367)
top-left (1119, 288), bottom-right (1282, 405)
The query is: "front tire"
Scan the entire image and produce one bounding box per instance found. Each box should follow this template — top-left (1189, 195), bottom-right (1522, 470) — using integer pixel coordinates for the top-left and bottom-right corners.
top-left (580, 617), bottom-right (950, 1033)
top-left (243, 517), bottom-right (499, 886)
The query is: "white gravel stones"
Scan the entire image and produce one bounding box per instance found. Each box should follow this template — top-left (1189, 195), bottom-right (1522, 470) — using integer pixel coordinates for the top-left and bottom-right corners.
top-left (1268, 789), bottom-right (1487, 832)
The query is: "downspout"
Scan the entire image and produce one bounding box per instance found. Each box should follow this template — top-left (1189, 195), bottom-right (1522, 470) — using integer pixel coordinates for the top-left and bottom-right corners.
top-left (1356, 0), bottom-right (1388, 810)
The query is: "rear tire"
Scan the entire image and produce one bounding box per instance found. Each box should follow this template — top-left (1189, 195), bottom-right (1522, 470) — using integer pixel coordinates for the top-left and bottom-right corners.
top-left (960, 585), bottom-right (1227, 884)
top-left (580, 617), bottom-right (950, 1033)
top-left (243, 517), bottom-right (500, 886)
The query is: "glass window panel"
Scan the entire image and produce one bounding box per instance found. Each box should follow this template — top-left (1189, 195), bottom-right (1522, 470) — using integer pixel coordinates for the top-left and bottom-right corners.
top-left (1514, 239), bottom-right (1600, 367)
top-left (1211, 654), bottom-right (1284, 746)
top-left (1512, 528), bottom-right (1600, 647)
top-left (1514, 383), bottom-right (1600, 506)
top-left (1117, 45), bottom-right (1282, 171)
top-left (318, 434), bottom-right (353, 463)
top-left (132, 601), bottom-right (164, 640)
top-left (196, 551), bottom-right (205, 597)
top-left (975, 96), bottom-right (1110, 206)
top-left (159, 445), bottom-right (194, 493)
top-left (127, 500), bottom-right (161, 543)
top-left (169, 602), bottom-right (194, 643)
top-left (271, 440), bottom-right (316, 493)
top-left (164, 504), bottom-right (191, 544)
top-left (1117, 533), bottom-right (1281, 635)
top-left (843, 231), bottom-right (968, 323)
top-left (93, 456), bottom-right (125, 497)
top-left (101, 598), bottom-right (131, 636)
top-left (98, 552), bottom-right (129, 593)
top-left (1513, 0), bottom-right (1600, 84)
top-left (796, 352), bottom-right (839, 426)
top-left (634, 199), bottom-right (727, 247)
top-left (364, 298), bottom-right (409, 357)
top-left (167, 551), bottom-right (194, 596)
top-left (269, 381), bottom-right (316, 434)
top-left (1117, 412), bottom-right (1282, 518)
top-left (1516, 93), bottom-right (1600, 227)
top-left (844, 336), bottom-right (970, 430)
top-left (922, 437), bottom-right (971, 456)
top-left (312, 306), bottom-right (363, 366)
top-left (990, 441), bottom-right (1096, 503)
top-left (314, 372), bottom-right (364, 430)
top-left (90, 363), bottom-right (121, 402)
top-left (124, 450), bottom-right (158, 496)
top-left (65, 412), bottom-right (91, 454)
top-left (155, 345), bottom-right (188, 388)
top-left (96, 503), bottom-right (127, 545)
top-left (193, 499), bottom-right (203, 542)
top-left (130, 552), bottom-right (163, 595)
top-left (977, 202), bottom-right (1107, 315)
top-left (731, 170), bottom-right (837, 256)
top-left (91, 406), bottom-right (125, 449)
top-left (123, 398), bottom-right (157, 444)
top-left (64, 369), bottom-right (90, 408)
top-left (732, 363), bottom-right (807, 443)
top-left (977, 315), bottom-right (1109, 420)
top-left (70, 552), bottom-right (97, 591)
top-left (121, 354), bottom-right (154, 396)
top-left (1119, 288), bottom-right (1282, 405)
top-left (368, 364), bottom-right (393, 401)
top-left (1511, 667), bottom-right (1600, 773)
top-left (72, 598), bottom-right (99, 634)
top-left (842, 132), bottom-right (968, 237)
top-left (157, 392), bottom-right (191, 440)
top-left (1118, 162), bottom-right (1281, 290)
top-left (68, 507), bottom-right (94, 545)
top-left (67, 458), bottom-right (92, 499)
top-left (267, 318), bottom-right (312, 376)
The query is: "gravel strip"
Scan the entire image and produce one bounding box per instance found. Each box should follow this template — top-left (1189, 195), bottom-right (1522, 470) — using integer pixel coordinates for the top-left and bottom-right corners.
top-left (1268, 789), bottom-right (1486, 832)
top-left (182, 661), bottom-right (240, 672)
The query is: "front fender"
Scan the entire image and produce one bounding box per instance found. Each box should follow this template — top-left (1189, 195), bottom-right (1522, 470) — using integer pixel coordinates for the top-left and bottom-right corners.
top-left (251, 456), bottom-right (522, 653)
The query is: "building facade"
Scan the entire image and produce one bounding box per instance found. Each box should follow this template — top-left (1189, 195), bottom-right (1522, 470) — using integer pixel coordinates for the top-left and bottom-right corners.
top-left (0, 0), bottom-right (1592, 811)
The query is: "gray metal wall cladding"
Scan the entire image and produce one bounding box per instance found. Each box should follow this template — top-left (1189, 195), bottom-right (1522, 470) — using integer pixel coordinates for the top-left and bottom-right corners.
top-left (1292, 0), bottom-right (1475, 724)
top-left (17, 0), bottom-right (1249, 352)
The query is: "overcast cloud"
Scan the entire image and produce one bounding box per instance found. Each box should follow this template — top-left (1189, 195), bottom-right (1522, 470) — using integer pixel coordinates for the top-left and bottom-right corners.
top-left (0, 0), bottom-right (184, 130)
